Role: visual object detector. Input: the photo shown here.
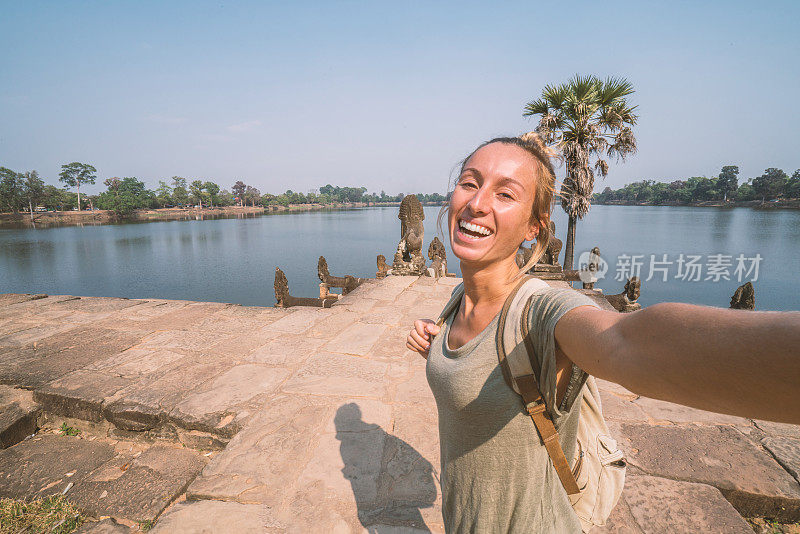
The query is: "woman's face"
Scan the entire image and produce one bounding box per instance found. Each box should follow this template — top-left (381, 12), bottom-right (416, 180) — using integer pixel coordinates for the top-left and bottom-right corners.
top-left (448, 142), bottom-right (541, 268)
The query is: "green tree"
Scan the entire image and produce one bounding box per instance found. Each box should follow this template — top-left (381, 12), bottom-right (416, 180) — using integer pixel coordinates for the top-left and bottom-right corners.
top-left (217, 189), bottom-right (235, 206)
top-left (0, 167), bottom-right (23, 213)
top-left (171, 176), bottom-right (189, 207)
top-left (718, 165), bottom-right (739, 202)
top-left (232, 180), bottom-right (246, 206)
top-left (21, 170), bottom-right (45, 218)
top-left (785, 170), bottom-right (800, 199)
top-left (524, 75), bottom-right (638, 269)
top-left (58, 162), bottom-right (97, 211)
top-left (204, 181), bottom-right (220, 208)
top-left (155, 180), bottom-right (173, 208)
top-left (244, 185), bottom-right (260, 207)
top-left (189, 180), bottom-right (205, 208)
top-left (97, 177), bottom-right (153, 215)
top-left (752, 168), bottom-right (787, 204)
top-left (736, 181), bottom-right (757, 201)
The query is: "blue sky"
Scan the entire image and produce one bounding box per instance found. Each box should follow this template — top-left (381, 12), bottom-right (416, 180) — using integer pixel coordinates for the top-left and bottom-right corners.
top-left (1, 1), bottom-right (798, 196)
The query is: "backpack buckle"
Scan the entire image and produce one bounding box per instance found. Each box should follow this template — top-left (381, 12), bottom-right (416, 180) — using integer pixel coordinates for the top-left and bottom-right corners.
top-left (525, 402), bottom-right (546, 416)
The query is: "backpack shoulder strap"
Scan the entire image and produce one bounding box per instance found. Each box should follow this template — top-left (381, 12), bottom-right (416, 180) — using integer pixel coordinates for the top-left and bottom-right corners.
top-left (435, 282), bottom-right (464, 328)
top-left (496, 277), bottom-right (581, 497)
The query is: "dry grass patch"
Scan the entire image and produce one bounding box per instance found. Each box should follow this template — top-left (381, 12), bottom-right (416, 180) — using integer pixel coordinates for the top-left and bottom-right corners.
top-left (0, 495), bottom-right (84, 534)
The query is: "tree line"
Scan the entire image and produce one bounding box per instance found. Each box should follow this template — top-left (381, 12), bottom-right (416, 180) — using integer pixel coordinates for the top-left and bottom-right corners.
top-left (0, 163), bottom-right (447, 216)
top-left (594, 166), bottom-right (800, 205)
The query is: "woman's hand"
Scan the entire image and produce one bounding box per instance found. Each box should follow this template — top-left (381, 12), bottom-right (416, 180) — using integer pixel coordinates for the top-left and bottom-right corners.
top-left (407, 319), bottom-right (441, 359)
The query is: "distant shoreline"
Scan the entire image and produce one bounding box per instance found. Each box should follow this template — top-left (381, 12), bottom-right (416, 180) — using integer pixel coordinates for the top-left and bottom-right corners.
top-left (594, 199), bottom-right (800, 210)
top-left (0, 201), bottom-right (447, 229)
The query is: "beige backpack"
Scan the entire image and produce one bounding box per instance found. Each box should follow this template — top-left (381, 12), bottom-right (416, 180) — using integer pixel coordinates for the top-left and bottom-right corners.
top-left (437, 276), bottom-right (626, 532)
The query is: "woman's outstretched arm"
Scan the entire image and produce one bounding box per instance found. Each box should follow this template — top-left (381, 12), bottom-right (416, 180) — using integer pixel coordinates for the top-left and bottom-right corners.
top-left (555, 303), bottom-right (800, 424)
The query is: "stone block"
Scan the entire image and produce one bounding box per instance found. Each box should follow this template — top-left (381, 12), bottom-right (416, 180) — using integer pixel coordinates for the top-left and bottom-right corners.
top-left (589, 497), bottom-right (644, 533)
top-left (324, 322), bottom-right (389, 356)
top-left (323, 399), bottom-right (393, 434)
top-left (334, 296), bottom-right (378, 314)
top-left (633, 397), bottom-right (752, 427)
top-left (69, 445), bottom-right (207, 523)
top-left (307, 308), bottom-right (360, 339)
top-left (0, 293), bottom-right (48, 307)
top-left (103, 359), bottom-right (233, 433)
top-left (187, 394), bottom-right (331, 505)
top-left (762, 437), bottom-right (800, 484)
top-left (0, 434), bottom-right (115, 499)
top-left (267, 307), bottom-right (326, 334)
top-left (76, 517), bottom-right (131, 533)
top-left (86, 348), bottom-right (186, 379)
top-left (170, 364), bottom-right (290, 436)
top-left (367, 325), bottom-right (418, 362)
top-left (299, 427), bottom-right (385, 504)
top-left (244, 334), bottom-right (326, 367)
top-left (34, 370), bottom-right (131, 422)
top-left (0, 327), bottom-right (148, 389)
top-left (151, 500), bottom-right (284, 533)
top-left (0, 323), bottom-right (80, 348)
top-left (139, 330), bottom-right (233, 353)
top-left (282, 352), bottom-right (390, 399)
top-left (0, 385), bottom-right (40, 449)
top-left (391, 404), bottom-right (440, 483)
top-left (756, 420), bottom-right (800, 439)
top-left (623, 475), bottom-right (752, 533)
top-left (599, 389), bottom-right (647, 423)
top-left (53, 297), bottom-right (147, 314)
top-left (615, 422), bottom-right (800, 520)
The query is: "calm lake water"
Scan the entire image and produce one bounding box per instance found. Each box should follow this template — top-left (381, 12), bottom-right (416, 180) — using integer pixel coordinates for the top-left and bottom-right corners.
top-left (1, 206), bottom-right (798, 311)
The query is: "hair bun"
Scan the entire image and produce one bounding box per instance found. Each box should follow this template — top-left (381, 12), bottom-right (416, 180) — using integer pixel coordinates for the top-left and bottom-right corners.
top-left (519, 131), bottom-right (541, 144)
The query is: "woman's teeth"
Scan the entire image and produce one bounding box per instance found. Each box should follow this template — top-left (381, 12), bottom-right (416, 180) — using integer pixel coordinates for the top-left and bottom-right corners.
top-left (459, 220), bottom-right (492, 237)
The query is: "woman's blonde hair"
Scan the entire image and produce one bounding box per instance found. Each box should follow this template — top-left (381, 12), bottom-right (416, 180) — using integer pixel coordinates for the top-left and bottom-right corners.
top-left (438, 131), bottom-right (559, 275)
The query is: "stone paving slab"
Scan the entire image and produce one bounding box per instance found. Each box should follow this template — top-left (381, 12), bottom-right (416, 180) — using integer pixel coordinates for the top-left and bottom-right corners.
top-left (68, 444), bottom-right (207, 522)
top-left (622, 475), bottom-right (754, 533)
top-left (0, 434), bottom-right (116, 499)
top-left (151, 500), bottom-right (283, 533)
top-left (612, 421), bottom-right (800, 520)
top-left (77, 518), bottom-right (132, 533)
top-left (763, 437), bottom-right (800, 484)
top-left (0, 385), bottom-right (40, 448)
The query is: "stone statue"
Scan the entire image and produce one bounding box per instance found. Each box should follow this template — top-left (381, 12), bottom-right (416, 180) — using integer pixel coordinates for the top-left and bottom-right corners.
top-left (604, 276), bottom-right (641, 313)
top-left (515, 245), bottom-right (533, 270)
top-left (427, 237), bottom-right (448, 278)
top-left (730, 281), bottom-right (755, 310)
top-left (392, 195), bottom-right (427, 275)
top-left (376, 255), bottom-right (389, 279)
top-left (275, 267), bottom-right (337, 308)
top-left (541, 221), bottom-right (563, 266)
top-left (317, 256), bottom-right (365, 295)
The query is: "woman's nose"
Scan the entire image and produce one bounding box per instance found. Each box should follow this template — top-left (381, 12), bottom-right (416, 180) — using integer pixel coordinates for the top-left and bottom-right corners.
top-left (467, 186), bottom-right (491, 214)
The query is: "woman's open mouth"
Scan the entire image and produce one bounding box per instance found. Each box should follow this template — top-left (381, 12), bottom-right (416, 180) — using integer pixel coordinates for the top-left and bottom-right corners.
top-left (457, 219), bottom-right (494, 240)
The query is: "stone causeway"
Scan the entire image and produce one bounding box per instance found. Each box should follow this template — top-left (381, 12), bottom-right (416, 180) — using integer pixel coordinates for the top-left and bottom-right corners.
top-left (0, 276), bottom-right (798, 533)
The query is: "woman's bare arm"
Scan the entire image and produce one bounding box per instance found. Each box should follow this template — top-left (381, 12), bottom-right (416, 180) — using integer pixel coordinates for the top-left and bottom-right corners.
top-left (555, 303), bottom-right (800, 424)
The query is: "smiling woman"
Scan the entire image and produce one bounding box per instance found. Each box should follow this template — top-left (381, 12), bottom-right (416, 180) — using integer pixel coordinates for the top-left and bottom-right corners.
top-left (407, 131), bottom-right (800, 534)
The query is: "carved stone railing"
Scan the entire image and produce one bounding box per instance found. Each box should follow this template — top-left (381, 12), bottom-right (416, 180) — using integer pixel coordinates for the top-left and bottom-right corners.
top-left (275, 267), bottom-right (338, 308)
top-left (317, 256), bottom-right (367, 295)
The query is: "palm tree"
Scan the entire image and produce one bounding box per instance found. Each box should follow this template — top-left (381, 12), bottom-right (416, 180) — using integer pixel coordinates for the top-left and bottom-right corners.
top-left (524, 75), bottom-right (638, 270)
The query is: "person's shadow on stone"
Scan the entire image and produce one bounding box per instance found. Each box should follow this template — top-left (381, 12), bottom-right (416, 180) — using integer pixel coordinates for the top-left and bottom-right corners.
top-left (335, 403), bottom-right (437, 533)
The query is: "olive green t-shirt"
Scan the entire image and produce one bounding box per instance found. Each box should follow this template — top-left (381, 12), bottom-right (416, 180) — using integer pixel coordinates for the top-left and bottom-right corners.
top-left (426, 286), bottom-right (600, 533)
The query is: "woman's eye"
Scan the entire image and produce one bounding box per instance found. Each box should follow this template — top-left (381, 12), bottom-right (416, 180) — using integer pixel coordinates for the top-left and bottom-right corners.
top-left (499, 192), bottom-right (514, 200)
top-left (459, 181), bottom-right (477, 189)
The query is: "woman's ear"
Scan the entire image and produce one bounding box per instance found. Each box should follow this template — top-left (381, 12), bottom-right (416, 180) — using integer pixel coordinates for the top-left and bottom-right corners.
top-left (524, 219), bottom-right (540, 242)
